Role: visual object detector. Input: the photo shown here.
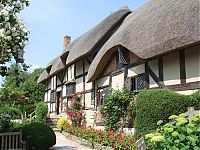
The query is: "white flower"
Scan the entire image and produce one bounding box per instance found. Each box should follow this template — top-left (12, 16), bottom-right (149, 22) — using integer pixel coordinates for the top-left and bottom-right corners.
top-left (1, 9), bottom-right (9, 16)
top-left (0, 29), bottom-right (5, 37)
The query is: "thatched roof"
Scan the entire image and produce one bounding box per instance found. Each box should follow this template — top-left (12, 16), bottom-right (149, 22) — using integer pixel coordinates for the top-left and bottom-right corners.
top-left (37, 56), bottom-right (60, 83)
top-left (37, 69), bottom-right (49, 83)
top-left (62, 8), bottom-right (131, 65)
top-left (46, 56), bottom-right (59, 69)
top-left (87, 0), bottom-right (200, 82)
top-left (49, 58), bottom-right (65, 76)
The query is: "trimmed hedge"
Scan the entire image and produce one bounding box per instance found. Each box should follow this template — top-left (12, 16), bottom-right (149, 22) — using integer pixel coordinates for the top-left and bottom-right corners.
top-left (135, 89), bottom-right (195, 136)
top-left (19, 122), bottom-right (56, 150)
top-left (190, 90), bottom-right (200, 110)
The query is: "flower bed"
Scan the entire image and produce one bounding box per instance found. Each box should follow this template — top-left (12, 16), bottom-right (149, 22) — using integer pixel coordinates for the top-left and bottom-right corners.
top-left (63, 125), bottom-right (136, 150)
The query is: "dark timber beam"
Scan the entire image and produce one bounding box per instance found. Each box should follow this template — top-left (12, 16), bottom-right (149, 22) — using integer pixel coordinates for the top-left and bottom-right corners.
top-left (179, 50), bottom-right (186, 84)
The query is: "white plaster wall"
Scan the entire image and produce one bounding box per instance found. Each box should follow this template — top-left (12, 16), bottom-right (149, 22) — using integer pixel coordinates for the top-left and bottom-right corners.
top-left (85, 93), bottom-right (93, 108)
top-left (48, 103), bottom-right (51, 112)
top-left (57, 76), bottom-right (61, 86)
top-left (76, 61), bottom-right (83, 76)
top-left (51, 76), bottom-right (56, 90)
top-left (62, 85), bottom-right (66, 97)
top-left (48, 90), bottom-right (51, 102)
top-left (95, 76), bottom-right (109, 88)
top-left (85, 80), bottom-right (92, 90)
top-left (56, 86), bottom-right (62, 92)
top-left (64, 70), bottom-right (68, 82)
top-left (127, 64), bottom-right (145, 77)
top-left (112, 72), bottom-right (124, 90)
top-left (185, 45), bottom-right (200, 83)
top-left (68, 64), bottom-right (75, 81)
top-left (51, 103), bottom-right (56, 112)
top-left (163, 52), bottom-right (180, 85)
top-left (47, 80), bottom-right (51, 89)
top-left (44, 92), bottom-right (48, 102)
top-left (149, 59), bottom-right (159, 88)
top-left (76, 77), bottom-right (84, 92)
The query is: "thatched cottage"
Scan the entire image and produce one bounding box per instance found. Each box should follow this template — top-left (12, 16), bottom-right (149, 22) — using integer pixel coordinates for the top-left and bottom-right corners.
top-left (38, 0), bottom-right (200, 127)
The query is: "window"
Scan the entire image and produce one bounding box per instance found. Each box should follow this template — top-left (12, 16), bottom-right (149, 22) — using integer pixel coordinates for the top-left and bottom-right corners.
top-left (66, 83), bottom-right (76, 96)
top-left (131, 74), bottom-right (145, 91)
top-left (116, 46), bottom-right (130, 68)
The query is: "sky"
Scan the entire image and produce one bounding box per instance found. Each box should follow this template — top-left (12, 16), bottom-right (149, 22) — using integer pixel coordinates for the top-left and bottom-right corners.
top-left (21, 0), bottom-right (149, 71)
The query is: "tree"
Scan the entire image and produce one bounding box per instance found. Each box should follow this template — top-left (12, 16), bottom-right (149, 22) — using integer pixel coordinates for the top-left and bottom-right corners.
top-left (0, 64), bottom-right (45, 117)
top-left (0, 0), bottom-right (30, 76)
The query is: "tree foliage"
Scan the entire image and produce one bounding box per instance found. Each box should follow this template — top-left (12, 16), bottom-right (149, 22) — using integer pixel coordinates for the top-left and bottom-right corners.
top-left (0, 0), bottom-right (30, 76)
top-left (0, 64), bottom-right (45, 117)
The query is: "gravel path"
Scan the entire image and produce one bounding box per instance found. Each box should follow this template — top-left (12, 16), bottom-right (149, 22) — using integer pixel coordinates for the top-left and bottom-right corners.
top-left (50, 131), bottom-right (94, 150)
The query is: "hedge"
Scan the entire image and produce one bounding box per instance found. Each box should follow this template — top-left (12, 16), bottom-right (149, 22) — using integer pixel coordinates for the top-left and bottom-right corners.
top-left (134, 89), bottom-right (197, 137)
top-left (190, 90), bottom-right (200, 110)
top-left (15, 122), bottom-right (56, 150)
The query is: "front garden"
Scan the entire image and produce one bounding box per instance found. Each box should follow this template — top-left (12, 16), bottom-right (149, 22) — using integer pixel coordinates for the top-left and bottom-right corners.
top-left (58, 88), bottom-right (200, 150)
top-left (0, 101), bottom-right (56, 150)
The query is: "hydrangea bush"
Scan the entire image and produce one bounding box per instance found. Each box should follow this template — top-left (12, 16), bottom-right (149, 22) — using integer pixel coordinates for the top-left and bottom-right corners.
top-left (0, 0), bottom-right (30, 75)
top-left (145, 113), bottom-right (200, 150)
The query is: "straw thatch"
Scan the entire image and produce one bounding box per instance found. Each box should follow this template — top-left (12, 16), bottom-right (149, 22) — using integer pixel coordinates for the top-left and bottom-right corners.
top-left (37, 56), bottom-right (60, 83)
top-left (49, 57), bottom-right (65, 76)
top-left (62, 8), bottom-right (131, 65)
top-left (87, 0), bottom-right (200, 82)
top-left (37, 69), bottom-right (49, 83)
top-left (46, 56), bottom-right (59, 69)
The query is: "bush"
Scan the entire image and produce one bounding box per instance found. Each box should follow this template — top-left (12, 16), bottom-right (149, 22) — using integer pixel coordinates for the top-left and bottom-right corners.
top-left (19, 122), bottom-right (56, 150)
top-left (67, 93), bottom-right (84, 127)
top-left (190, 90), bottom-right (200, 110)
top-left (57, 117), bottom-right (70, 131)
top-left (101, 89), bottom-right (135, 131)
top-left (35, 102), bottom-right (48, 123)
top-left (0, 113), bottom-right (12, 133)
top-left (145, 113), bottom-right (200, 149)
top-left (135, 89), bottom-right (193, 136)
top-left (0, 105), bottom-right (21, 119)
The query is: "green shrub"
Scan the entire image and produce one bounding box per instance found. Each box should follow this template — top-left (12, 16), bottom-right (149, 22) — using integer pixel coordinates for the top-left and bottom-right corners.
top-left (0, 113), bottom-right (12, 133)
top-left (100, 89), bottom-right (135, 131)
top-left (19, 122), bottom-right (56, 150)
top-left (135, 89), bottom-right (192, 136)
top-left (190, 90), bottom-right (200, 110)
top-left (35, 102), bottom-right (48, 123)
top-left (0, 105), bottom-right (21, 119)
top-left (145, 113), bottom-right (200, 149)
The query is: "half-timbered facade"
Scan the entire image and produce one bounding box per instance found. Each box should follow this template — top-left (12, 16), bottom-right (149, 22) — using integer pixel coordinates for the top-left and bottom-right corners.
top-left (38, 0), bottom-right (200, 127)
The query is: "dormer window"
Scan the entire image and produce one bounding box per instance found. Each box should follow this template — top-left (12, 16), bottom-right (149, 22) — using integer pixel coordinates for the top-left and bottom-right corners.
top-left (116, 46), bottom-right (130, 68)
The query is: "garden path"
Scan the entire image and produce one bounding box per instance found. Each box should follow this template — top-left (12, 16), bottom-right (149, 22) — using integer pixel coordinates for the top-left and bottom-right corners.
top-left (50, 131), bottom-right (94, 150)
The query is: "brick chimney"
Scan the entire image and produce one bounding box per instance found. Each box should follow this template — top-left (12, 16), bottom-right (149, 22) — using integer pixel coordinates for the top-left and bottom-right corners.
top-left (63, 35), bottom-right (71, 49)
